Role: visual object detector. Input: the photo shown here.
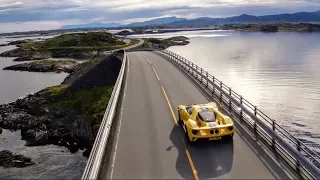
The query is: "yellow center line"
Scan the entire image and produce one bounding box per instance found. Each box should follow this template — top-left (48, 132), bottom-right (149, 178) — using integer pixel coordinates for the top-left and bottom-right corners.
top-left (185, 149), bottom-right (199, 180)
top-left (148, 58), bottom-right (198, 180)
top-left (152, 66), bottom-right (161, 81)
top-left (161, 86), bottom-right (178, 126)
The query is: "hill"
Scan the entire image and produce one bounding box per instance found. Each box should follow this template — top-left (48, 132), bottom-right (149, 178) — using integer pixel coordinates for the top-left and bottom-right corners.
top-left (60, 16), bottom-right (186, 30)
top-left (60, 22), bottom-right (121, 29)
top-left (170, 10), bottom-right (320, 25)
top-left (0, 32), bottom-right (128, 60)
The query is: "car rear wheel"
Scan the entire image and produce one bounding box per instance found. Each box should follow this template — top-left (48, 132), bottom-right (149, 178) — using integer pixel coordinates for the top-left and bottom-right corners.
top-left (178, 112), bottom-right (182, 125)
top-left (184, 125), bottom-right (193, 144)
top-left (222, 133), bottom-right (234, 141)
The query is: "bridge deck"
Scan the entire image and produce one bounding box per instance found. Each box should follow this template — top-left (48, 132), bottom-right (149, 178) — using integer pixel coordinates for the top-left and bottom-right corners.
top-left (99, 51), bottom-right (293, 179)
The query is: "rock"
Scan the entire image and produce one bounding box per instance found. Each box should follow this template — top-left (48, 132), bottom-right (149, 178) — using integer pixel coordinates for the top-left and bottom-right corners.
top-left (69, 142), bottom-right (79, 153)
top-left (53, 110), bottom-right (65, 118)
top-left (83, 149), bottom-right (90, 157)
top-left (0, 127), bottom-right (2, 135)
top-left (3, 60), bottom-right (78, 73)
top-left (21, 129), bottom-right (36, 140)
top-left (260, 25), bottom-right (278, 32)
top-left (0, 150), bottom-right (34, 168)
top-left (24, 130), bottom-right (50, 146)
top-left (13, 57), bottom-right (42, 62)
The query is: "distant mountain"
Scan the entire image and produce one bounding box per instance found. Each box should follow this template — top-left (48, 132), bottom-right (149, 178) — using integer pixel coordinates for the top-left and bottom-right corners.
top-left (60, 16), bottom-right (185, 30)
top-left (60, 11), bottom-right (320, 30)
top-left (170, 10), bottom-right (320, 26)
top-left (60, 22), bottom-right (121, 30)
top-left (126, 16), bottom-right (187, 27)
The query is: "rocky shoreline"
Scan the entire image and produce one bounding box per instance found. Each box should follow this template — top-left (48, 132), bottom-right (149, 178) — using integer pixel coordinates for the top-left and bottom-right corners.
top-left (3, 60), bottom-right (79, 73)
top-left (221, 23), bottom-right (320, 32)
top-left (141, 36), bottom-right (190, 49)
top-left (0, 150), bottom-right (35, 168)
top-left (0, 52), bottom-right (124, 165)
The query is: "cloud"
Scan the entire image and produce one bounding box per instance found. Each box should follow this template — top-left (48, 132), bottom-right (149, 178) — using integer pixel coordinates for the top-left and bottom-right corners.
top-left (0, 0), bottom-right (320, 33)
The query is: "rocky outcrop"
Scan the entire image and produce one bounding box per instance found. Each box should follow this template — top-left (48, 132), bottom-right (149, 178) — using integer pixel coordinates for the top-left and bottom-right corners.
top-left (0, 51), bottom-right (124, 157)
top-left (260, 25), bottom-right (278, 32)
top-left (141, 36), bottom-right (190, 49)
top-left (0, 150), bottom-right (34, 168)
top-left (3, 60), bottom-right (79, 73)
top-left (221, 23), bottom-right (320, 32)
top-left (0, 86), bottom-right (94, 154)
top-left (0, 48), bottom-right (51, 61)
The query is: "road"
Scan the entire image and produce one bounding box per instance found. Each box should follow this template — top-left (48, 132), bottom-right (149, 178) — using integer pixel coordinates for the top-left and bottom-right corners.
top-left (103, 39), bottom-right (144, 53)
top-left (99, 51), bottom-right (294, 179)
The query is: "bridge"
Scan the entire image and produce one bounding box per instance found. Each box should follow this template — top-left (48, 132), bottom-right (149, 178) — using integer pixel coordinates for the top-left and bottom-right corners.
top-left (81, 47), bottom-right (320, 179)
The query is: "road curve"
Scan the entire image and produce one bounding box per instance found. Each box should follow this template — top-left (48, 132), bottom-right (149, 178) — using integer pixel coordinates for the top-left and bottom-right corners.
top-left (99, 51), bottom-right (294, 179)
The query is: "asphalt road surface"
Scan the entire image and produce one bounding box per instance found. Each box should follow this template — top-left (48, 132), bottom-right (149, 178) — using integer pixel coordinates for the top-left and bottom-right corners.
top-left (99, 51), bottom-right (294, 179)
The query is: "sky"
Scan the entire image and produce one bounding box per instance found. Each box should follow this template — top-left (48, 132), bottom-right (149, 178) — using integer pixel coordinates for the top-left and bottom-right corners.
top-left (1, 0), bottom-right (320, 33)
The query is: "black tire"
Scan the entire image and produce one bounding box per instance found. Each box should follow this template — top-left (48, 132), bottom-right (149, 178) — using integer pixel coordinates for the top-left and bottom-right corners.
top-left (184, 125), bottom-right (193, 144)
top-left (178, 111), bottom-right (182, 125)
top-left (222, 133), bottom-right (234, 141)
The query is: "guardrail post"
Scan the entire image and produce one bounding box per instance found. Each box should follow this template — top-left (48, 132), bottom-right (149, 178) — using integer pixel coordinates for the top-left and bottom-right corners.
top-left (240, 96), bottom-right (243, 104)
top-left (272, 120), bottom-right (276, 150)
top-left (212, 88), bottom-right (215, 96)
top-left (253, 122), bottom-right (257, 136)
top-left (229, 88), bottom-right (232, 96)
top-left (200, 69), bottom-right (203, 83)
top-left (212, 76), bottom-right (215, 83)
top-left (240, 109), bottom-right (243, 122)
top-left (229, 100), bottom-right (232, 111)
top-left (296, 160), bottom-right (301, 176)
top-left (220, 81), bottom-right (223, 89)
top-left (254, 106), bottom-right (257, 116)
top-left (219, 92), bottom-right (222, 103)
top-left (297, 140), bottom-right (301, 152)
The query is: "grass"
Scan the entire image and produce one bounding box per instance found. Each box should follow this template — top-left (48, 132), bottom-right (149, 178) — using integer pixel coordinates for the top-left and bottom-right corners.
top-left (48, 85), bottom-right (114, 126)
top-left (48, 85), bottom-right (67, 96)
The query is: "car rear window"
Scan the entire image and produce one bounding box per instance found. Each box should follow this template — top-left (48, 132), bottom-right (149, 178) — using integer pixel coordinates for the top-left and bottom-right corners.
top-left (198, 111), bottom-right (216, 122)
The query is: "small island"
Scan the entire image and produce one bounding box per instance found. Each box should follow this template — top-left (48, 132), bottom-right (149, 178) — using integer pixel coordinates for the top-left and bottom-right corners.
top-left (3, 60), bottom-right (79, 73)
top-left (141, 36), bottom-right (190, 49)
top-left (0, 32), bottom-right (135, 61)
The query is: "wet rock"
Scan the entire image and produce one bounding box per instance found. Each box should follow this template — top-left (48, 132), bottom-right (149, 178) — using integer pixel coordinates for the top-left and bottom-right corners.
top-left (25, 131), bottom-right (50, 146)
top-left (53, 110), bottom-right (65, 118)
top-left (21, 129), bottom-right (36, 140)
top-left (83, 149), bottom-right (90, 158)
top-left (69, 142), bottom-right (79, 153)
top-left (3, 60), bottom-right (78, 73)
top-left (0, 150), bottom-right (34, 168)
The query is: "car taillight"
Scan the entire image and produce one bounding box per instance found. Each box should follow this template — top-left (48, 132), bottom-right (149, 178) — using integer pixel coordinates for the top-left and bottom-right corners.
top-left (192, 130), bottom-right (198, 135)
top-left (228, 126), bottom-right (234, 131)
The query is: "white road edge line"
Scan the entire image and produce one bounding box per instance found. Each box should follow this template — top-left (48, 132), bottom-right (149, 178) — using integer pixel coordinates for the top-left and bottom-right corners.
top-left (110, 55), bottom-right (129, 179)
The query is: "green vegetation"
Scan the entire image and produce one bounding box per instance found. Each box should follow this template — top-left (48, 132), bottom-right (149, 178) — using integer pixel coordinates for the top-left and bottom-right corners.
top-left (12, 32), bottom-right (139, 58)
top-left (22, 32), bottom-right (125, 50)
top-left (48, 85), bottom-right (114, 126)
top-left (48, 85), bottom-right (67, 96)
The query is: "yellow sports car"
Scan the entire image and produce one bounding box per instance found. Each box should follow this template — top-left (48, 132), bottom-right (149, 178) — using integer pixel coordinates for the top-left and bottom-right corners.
top-left (178, 102), bottom-right (234, 143)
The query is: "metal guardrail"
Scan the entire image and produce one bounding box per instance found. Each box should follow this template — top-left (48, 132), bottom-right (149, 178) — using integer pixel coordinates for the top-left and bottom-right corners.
top-left (81, 50), bottom-right (127, 180)
top-left (156, 49), bottom-right (320, 179)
